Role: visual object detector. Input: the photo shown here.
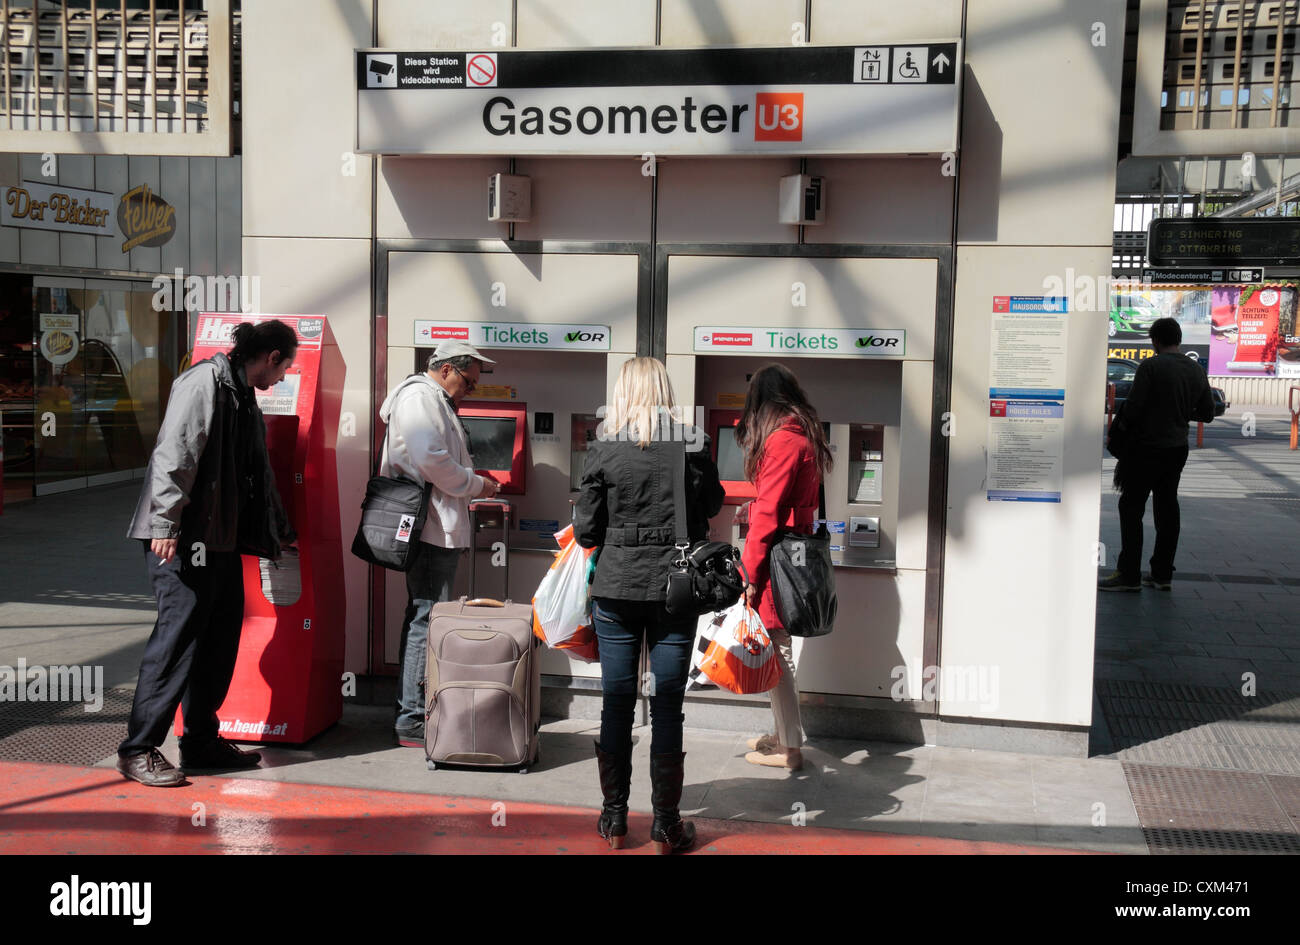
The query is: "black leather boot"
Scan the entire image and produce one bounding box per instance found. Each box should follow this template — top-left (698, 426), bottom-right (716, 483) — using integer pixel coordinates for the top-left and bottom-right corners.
top-left (594, 741), bottom-right (631, 850)
top-left (649, 751), bottom-right (696, 855)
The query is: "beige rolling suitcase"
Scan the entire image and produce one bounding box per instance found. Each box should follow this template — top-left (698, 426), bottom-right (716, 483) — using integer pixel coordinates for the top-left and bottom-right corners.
top-left (425, 500), bottom-right (541, 771)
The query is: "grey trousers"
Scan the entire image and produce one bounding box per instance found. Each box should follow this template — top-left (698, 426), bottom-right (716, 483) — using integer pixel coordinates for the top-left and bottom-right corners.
top-left (768, 626), bottom-right (804, 749)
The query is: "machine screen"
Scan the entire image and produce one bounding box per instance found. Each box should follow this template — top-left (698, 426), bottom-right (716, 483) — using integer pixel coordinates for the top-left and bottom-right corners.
top-left (463, 417), bottom-right (518, 471)
top-left (715, 426), bottom-right (746, 482)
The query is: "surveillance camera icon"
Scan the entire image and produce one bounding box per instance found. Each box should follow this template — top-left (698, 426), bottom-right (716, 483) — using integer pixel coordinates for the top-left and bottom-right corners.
top-left (366, 55), bottom-right (397, 87)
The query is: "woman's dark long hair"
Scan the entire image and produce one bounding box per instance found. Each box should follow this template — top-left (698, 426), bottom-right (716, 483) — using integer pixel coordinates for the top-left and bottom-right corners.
top-left (229, 320), bottom-right (297, 368)
top-left (734, 364), bottom-right (833, 483)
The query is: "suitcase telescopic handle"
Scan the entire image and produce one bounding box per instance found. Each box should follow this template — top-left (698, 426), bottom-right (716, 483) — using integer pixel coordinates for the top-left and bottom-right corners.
top-left (464, 597), bottom-right (510, 608)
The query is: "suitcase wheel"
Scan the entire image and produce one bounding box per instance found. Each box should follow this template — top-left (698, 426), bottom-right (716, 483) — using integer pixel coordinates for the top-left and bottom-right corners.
top-left (426, 761), bottom-right (437, 771)
top-left (518, 767), bottom-right (528, 775)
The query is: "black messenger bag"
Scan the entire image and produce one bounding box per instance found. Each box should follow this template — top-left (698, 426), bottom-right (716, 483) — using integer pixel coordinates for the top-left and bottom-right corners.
top-left (350, 388), bottom-right (434, 572)
top-left (768, 486), bottom-right (837, 637)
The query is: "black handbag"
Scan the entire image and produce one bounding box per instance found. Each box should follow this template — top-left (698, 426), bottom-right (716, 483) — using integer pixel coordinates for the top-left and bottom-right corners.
top-left (768, 485), bottom-right (837, 637)
top-left (1106, 404), bottom-right (1129, 459)
top-left (350, 403), bottom-right (434, 572)
top-left (664, 442), bottom-right (747, 617)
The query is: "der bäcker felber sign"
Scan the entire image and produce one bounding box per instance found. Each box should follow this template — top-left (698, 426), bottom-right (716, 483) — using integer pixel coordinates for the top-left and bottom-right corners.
top-left (355, 44), bottom-right (961, 156)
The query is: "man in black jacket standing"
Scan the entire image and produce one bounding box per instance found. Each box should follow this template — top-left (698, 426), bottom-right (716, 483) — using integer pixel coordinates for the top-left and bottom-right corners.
top-left (1100, 317), bottom-right (1214, 592)
top-left (119, 320), bottom-right (298, 786)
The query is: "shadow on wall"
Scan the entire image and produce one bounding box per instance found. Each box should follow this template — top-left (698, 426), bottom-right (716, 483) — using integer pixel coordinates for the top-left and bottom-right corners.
top-left (957, 67), bottom-right (1002, 243)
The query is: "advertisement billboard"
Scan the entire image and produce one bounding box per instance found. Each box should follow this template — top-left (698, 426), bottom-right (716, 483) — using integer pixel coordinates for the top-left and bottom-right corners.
top-left (1105, 284), bottom-right (1298, 376)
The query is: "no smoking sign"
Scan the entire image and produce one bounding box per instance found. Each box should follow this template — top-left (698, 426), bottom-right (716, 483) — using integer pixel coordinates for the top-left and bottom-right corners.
top-left (466, 53), bottom-right (497, 87)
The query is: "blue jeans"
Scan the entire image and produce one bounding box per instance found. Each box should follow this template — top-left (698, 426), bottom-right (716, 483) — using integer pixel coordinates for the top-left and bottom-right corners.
top-left (396, 542), bottom-right (462, 734)
top-left (592, 597), bottom-right (696, 756)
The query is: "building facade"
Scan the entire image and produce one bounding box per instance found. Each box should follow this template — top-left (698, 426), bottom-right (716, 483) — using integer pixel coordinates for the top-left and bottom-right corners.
top-left (237, 0), bottom-right (1125, 755)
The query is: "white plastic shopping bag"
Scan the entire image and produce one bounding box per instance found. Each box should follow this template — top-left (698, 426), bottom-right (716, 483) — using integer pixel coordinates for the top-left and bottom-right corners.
top-left (531, 524), bottom-right (599, 662)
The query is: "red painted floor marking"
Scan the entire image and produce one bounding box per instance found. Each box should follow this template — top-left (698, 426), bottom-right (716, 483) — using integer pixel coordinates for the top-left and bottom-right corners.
top-left (0, 761), bottom-right (1098, 855)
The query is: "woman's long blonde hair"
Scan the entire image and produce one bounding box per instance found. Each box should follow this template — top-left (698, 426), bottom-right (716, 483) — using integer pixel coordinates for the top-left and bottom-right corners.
top-left (601, 357), bottom-right (681, 448)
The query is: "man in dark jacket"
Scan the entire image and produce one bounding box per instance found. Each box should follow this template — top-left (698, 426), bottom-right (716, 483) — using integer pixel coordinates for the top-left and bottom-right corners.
top-left (119, 321), bottom-right (298, 786)
top-left (1100, 317), bottom-right (1214, 592)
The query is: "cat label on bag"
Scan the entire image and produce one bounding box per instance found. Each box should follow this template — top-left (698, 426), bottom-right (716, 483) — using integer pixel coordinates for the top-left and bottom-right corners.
top-left (395, 514), bottom-right (416, 543)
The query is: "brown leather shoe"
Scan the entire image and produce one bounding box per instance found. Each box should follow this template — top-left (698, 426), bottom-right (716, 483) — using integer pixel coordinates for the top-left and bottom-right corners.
top-left (117, 749), bottom-right (187, 787)
top-left (180, 738), bottom-right (262, 770)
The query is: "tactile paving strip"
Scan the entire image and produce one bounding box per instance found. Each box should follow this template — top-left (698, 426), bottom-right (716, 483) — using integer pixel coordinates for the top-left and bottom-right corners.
top-left (0, 688), bottom-right (135, 766)
top-left (1096, 680), bottom-right (1300, 775)
top-left (1122, 763), bottom-right (1300, 854)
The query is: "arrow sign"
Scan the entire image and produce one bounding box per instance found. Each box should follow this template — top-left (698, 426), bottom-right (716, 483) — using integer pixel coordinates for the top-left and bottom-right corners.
top-left (931, 51), bottom-right (950, 73)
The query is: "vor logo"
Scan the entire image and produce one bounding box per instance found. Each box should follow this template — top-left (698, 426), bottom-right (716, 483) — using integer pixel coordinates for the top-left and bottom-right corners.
top-left (755, 92), bottom-right (803, 142)
top-left (564, 330), bottom-right (606, 343)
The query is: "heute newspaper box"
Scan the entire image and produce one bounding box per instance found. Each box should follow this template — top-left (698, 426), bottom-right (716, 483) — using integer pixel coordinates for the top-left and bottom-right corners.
top-left (177, 313), bottom-right (346, 743)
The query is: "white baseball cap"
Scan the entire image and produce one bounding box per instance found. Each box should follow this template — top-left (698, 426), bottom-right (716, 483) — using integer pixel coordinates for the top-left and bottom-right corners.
top-left (432, 339), bottom-right (496, 364)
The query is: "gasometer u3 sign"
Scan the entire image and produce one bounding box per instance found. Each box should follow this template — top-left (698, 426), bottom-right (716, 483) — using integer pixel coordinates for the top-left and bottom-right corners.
top-left (356, 43), bottom-right (961, 157)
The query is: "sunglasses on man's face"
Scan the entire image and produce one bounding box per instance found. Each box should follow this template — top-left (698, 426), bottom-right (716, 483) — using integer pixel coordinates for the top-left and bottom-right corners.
top-left (451, 365), bottom-right (477, 392)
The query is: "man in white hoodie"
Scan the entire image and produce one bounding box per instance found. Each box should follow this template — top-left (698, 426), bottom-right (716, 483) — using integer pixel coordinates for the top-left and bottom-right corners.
top-left (380, 339), bottom-right (501, 746)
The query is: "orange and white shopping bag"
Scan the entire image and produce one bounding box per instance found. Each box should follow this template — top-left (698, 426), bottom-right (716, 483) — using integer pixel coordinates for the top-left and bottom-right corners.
top-left (686, 602), bottom-right (781, 695)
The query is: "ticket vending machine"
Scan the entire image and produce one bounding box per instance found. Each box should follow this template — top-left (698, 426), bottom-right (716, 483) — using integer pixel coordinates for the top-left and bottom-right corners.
top-left (182, 313), bottom-right (346, 743)
top-left (663, 253), bottom-right (940, 702)
top-left (405, 344), bottom-right (611, 616)
top-left (699, 358), bottom-right (902, 570)
top-left (381, 249), bottom-right (642, 682)
top-left (389, 341), bottom-right (617, 681)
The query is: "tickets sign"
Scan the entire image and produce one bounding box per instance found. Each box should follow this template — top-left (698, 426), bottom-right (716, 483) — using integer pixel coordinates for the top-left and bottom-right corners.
top-left (693, 326), bottom-right (905, 356)
top-left (414, 320), bottom-right (612, 351)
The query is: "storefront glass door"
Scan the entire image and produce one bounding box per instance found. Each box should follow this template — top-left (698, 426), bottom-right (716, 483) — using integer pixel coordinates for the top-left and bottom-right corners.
top-left (32, 276), bottom-right (181, 495)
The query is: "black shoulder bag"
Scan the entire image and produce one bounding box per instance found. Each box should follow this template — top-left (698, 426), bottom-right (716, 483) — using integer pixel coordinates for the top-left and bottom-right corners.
top-left (768, 485), bottom-right (837, 637)
top-left (664, 442), bottom-right (746, 617)
top-left (350, 387), bottom-right (434, 572)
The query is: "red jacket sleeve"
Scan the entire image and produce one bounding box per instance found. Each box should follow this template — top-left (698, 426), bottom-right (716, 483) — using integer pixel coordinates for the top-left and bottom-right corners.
top-left (741, 430), bottom-right (804, 588)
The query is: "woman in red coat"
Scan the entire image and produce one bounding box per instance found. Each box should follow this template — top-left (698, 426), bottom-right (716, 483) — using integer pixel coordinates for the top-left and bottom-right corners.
top-left (736, 364), bottom-right (833, 772)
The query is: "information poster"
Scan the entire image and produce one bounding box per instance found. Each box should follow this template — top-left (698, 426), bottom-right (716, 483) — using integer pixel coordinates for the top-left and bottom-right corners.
top-left (986, 400), bottom-right (1064, 502)
top-left (988, 296), bottom-right (1068, 398)
top-left (986, 297), bottom-right (1066, 503)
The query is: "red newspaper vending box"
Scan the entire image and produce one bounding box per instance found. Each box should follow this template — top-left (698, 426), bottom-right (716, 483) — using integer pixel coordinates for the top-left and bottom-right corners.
top-left (178, 313), bottom-right (345, 743)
